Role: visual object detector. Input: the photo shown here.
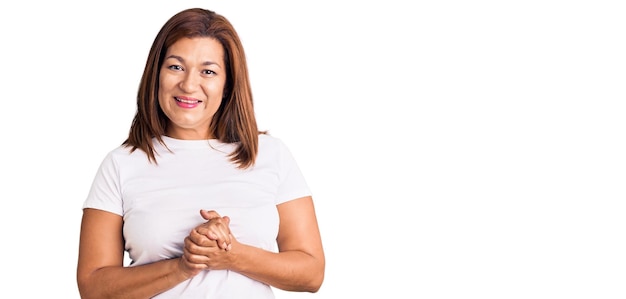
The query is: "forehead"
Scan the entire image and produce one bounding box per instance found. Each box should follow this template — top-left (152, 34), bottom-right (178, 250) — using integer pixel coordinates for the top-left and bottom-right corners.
top-left (165, 37), bottom-right (225, 63)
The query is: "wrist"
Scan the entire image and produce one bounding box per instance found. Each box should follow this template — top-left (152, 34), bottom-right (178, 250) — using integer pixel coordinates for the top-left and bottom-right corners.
top-left (174, 256), bottom-right (198, 281)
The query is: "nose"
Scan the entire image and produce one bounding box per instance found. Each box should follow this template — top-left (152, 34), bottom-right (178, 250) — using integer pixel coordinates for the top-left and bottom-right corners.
top-left (179, 72), bottom-right (200, 93)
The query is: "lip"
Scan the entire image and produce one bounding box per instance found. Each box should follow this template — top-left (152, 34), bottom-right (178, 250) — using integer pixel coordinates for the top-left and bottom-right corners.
top-left (175, 96), bottom-right (202, 108)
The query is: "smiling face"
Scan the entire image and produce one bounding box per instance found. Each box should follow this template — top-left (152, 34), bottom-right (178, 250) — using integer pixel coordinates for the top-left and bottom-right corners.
top-left (158, 37), bottom-right (227, 140)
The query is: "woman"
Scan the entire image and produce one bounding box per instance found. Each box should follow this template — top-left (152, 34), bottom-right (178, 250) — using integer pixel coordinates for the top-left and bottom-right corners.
top-left (77, 8), bottom-right (325, 298)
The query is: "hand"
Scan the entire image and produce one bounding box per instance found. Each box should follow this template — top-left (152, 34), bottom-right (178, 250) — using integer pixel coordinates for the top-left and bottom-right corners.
top-left (182, 210), bottom-right (237, 270)
top-left (178, 249), bottom-right (208, 279)
top-left (196, 210), bottom-right (232, 250)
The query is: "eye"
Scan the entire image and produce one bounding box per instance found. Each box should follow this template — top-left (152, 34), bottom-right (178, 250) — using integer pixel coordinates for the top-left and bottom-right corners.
top-left (203, 69), bottom-right (216, 75)
top-left (168, 65), bottom-right (183, 71)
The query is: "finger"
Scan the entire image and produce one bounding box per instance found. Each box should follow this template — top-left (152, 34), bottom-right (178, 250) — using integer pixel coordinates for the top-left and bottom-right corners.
top-left (189, 228), bottom-right (220, 247)
top-left (219, 220), bottom-right (232, 250)
top-left (200, 209), bottom-right (221, 220)
top-left (182, 237), bottom-right (212, 265)
top-left (225, 233), bottom-right (233, 251)
top-left (208, 226), bottom-right (230, 250)
top-left (193, 225), bottom-right (217, 240)
top-left (193, 225), bottom-right (231, 251)
top-left (198, 217), bottom-right (230, 236)
top-left (218, 217), bottom-right (232, 248)
top-left (194, 222), bottom-right (227, 240)
top-left (211, 217), bottom-right (231, 248)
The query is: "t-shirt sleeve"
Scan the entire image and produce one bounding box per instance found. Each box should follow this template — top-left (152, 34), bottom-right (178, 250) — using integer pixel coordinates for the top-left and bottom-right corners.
top-left (275, 139), bottom-right (312, 205)
top-left (82, 151), bottom-right (124, 216)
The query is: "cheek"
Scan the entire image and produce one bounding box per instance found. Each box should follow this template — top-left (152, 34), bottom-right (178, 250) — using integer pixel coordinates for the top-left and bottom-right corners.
top-left (205, 80), bottom-right (226, 98)
top-left (158, 74), bottom-right (178, 104)
top-left (159, 74), bottom-right (177, 90)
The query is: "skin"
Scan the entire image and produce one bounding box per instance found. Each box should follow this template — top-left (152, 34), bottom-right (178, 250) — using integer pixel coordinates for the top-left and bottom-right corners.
top-left (186, 197), bottom-right (325, 292)
top-left (76, 37), bottom-right (325, 298)
top-left (158, 37), bottom-right (226, 140)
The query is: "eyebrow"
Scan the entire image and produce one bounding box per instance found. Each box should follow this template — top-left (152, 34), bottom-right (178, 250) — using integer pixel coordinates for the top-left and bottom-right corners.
top-left (165, 55), bottom-right (222, 68)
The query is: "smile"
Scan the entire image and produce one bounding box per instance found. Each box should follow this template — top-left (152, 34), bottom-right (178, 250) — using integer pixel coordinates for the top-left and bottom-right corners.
top-left (175, 97), bottom-right (202, 104)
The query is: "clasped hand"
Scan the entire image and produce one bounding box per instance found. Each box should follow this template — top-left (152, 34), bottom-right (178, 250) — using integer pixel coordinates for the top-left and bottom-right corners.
top-left (180, 209), bottom-right (236, 276)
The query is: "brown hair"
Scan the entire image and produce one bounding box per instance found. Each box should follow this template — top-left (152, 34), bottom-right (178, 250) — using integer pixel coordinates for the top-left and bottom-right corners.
top-left (123, 8), bottom-right (264, 169)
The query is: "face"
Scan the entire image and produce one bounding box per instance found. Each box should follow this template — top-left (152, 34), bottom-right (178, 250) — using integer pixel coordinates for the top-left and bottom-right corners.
top-left (158, 37), bottom-right (227, 139)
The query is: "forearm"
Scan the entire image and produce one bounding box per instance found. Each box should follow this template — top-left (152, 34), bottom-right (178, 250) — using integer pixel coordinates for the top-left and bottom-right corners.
top-left (230, 244), bottom-right (324, 292)
top-left (78, 257), bottom-right (189, 299)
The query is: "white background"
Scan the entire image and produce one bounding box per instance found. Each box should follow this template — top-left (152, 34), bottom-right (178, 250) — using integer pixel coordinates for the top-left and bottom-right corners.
top-left (1, 0), bottom-right (625, 298)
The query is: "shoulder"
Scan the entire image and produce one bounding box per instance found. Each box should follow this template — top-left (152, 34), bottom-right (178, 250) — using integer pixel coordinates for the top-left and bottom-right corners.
top-left (258, 133), bottom-right (290, 154)
top-left (258, 133), bottom-right (282, 146)
top-left (256, 133), bottom-right (301, 166)
top-left (98, 144), bottom-right (150, 167)
top-left (109, 144), bottom-right (145, 158)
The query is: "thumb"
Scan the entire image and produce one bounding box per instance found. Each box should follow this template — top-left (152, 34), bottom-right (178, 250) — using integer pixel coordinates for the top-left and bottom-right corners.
top-left (200, 209), bottom-right (221, 220)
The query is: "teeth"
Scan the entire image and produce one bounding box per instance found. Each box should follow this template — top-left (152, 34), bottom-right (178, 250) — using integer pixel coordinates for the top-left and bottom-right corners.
top-left (176, 97), bottom-right (199, 104)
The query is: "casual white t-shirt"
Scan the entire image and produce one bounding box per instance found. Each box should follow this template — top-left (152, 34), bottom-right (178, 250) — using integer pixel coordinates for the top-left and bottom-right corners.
top-left (82, 134), bottom-right (311, 298)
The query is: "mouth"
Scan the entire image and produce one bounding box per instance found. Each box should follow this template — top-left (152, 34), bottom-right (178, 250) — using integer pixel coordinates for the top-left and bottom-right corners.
top-left (175, 96), bottom-right (202, 104)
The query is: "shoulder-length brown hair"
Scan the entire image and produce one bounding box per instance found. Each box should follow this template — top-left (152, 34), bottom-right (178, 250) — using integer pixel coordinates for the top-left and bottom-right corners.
top-left (123, 8), bottom-right (264, 169)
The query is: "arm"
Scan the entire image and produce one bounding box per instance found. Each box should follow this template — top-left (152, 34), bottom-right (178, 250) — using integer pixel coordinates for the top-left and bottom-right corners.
top-left (242, 195), bottom-right (325, 292)
top-left (186, 196), bottom-right (325, 292)
top-left (76, 208), bottom-right (203, 299)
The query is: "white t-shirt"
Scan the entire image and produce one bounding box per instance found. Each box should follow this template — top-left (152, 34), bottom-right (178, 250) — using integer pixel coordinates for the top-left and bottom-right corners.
top-left (82, 134), bottom-right (311, 298)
